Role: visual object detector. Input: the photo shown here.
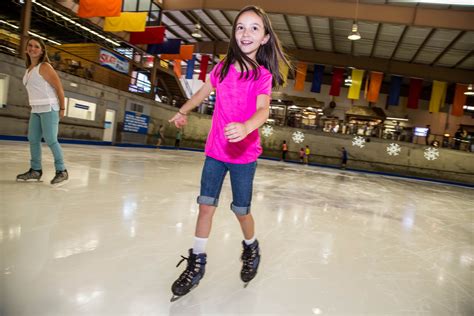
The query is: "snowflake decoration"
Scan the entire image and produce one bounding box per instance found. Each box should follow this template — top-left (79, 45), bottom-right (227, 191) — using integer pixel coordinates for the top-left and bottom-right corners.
top-left (292, 131), bottom-right (305, 144)
top-left (261, 124), bottom-right (274, 137)
top-left (424, 147), bottom-right (440, 161)
top-left (386, 143), bottom-right (401, 156)
top-left (352, 136), bottom-right (366, 148)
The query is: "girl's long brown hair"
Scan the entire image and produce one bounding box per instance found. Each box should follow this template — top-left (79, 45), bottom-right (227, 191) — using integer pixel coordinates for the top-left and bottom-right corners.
top-left (25, 37), bottom-right (50, 68)
top-left (218, 5), bottom-right (292, 87)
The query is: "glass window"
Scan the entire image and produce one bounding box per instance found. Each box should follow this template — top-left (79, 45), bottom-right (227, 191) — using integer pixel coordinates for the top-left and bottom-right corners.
top-left (123, 0), bottom-right (138, 11)
top-left (139, 0), bottom-right (151, 11)
top-left (0, 73), bottom-right (9, 108)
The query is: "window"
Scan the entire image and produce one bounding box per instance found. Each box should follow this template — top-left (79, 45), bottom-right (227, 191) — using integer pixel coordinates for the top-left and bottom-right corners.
top-left (0, 73), bottom-right (9, 108)
top-left (122, 0), bottom-right (161, 25)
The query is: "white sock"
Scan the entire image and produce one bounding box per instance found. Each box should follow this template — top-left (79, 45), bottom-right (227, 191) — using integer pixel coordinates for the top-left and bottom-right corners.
top-left (192, 236), bottom-right (208, 254)
top-left (244, 236), bottom-right (256, 245)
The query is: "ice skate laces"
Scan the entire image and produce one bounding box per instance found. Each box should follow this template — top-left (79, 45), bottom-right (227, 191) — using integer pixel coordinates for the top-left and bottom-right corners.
top-left (241, 245), bottom-right (258, 271)
top-left (175, 254), bottom-right (203, 284)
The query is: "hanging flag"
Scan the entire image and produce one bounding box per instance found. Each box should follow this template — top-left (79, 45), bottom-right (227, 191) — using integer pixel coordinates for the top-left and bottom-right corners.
top-left (160, 45), bottom-right (195, 61)
top-left (407, 78), bottom-right (423, 109)
top-left (311, 64), bottom-right (324, 93)
top-left (199, 55), bottom-right (210, 82)
top-left (186, 55), bottom-right (196, 79)
top-left (347, 69), bottom-right (364, 100)
top-left (173, 59), bottom-right (182, 77)
top-left (130, 26), bottom-right (165, 45)
top-left (363, 72), bottom-right (369, 100)
top-left (388, 76), bottom-right (403, 105)
top-left (147, 39), bottom-right (182, 55)
top-left (279, 60), bottom-right (289, 87)
top-left (294, 62), bottom-right (307, 91)
top-left (159, 60), bottom-right (169, 69)
top-left (329, 68), bottom-right (344, 96)
top-left (452, 84), bottom-right (467, 117)
top-left (78, 0), bottom-right (122, 18)
top-left (367, 72), bottom-right (383, 103)
top-left (219, 54), bottom-right (226, 61)
top-left (429, 80), bottom-right (447, 113)
top-left (104, 12), bottom-right (147, 32)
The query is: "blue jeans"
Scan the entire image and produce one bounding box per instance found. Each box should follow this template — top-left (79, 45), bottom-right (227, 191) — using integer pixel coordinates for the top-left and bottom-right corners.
top-left (197, 156), bottom-right (257, 216)
top-left (28, 111), bottom-right (65, 171)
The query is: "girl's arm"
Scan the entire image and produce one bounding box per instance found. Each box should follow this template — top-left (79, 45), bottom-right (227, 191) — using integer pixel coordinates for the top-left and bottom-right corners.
top-left (225, 94), bottom-right (270, 143)
top-left (169, 80), bottom-right (214, 128)
top-left (39, 63), bottom-right (65, 117)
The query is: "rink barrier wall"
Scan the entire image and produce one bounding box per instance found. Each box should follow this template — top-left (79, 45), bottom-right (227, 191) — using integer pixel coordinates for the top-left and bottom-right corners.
top-left (1, 136), bottom-right (473, 188)
top-left (1, 53), bottom-right (473, 186)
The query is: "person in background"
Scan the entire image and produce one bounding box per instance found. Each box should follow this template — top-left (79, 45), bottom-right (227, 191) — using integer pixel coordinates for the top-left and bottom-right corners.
top-left (304, 145), bottom-right (310, 165)
top-left (16, 37), bottom-right (69, 186)
top-left (281, 140), bottom-right (288, 161)
top-left (340, 146), bottom-right (348, 169)
top-left (425, 124), bottom-right (431, 146)
top-left (175, 128), bottom-right (182, 149)
top-left (156, 124), bottom-right (165, 147)
top-left (299, 147), bottom-right (305, 164)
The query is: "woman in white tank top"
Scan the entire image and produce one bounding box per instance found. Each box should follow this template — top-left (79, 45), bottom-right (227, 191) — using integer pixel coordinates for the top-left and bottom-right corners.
top-left (16, 37), bottom-right (69, 186)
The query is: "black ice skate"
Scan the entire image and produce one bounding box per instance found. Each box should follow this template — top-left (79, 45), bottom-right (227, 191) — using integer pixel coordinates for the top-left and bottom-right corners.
top-left (170, 249), bottom-right (207, 302)
top-left (240, 239), bottom-right (261, 287)
top-left (16, 168), bottom-right (42, 182)
top-left (51, 170), bottom-right (68, 186)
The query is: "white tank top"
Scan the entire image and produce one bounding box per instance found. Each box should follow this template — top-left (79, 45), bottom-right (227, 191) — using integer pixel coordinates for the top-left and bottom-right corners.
top-left (23, 63), bottom-right (59, 112)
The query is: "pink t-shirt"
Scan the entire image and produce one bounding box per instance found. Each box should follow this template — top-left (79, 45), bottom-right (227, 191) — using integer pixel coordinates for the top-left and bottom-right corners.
top-left (205, 63), bottom-right (272, 164)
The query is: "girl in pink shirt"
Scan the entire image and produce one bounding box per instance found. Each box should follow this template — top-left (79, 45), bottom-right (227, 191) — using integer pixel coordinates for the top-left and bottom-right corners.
top-left (168, 5), bottom-right (291, 300)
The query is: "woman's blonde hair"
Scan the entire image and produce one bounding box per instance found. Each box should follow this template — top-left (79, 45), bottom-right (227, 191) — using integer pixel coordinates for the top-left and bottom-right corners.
top-left (25, 37), bottom-right (50, 68)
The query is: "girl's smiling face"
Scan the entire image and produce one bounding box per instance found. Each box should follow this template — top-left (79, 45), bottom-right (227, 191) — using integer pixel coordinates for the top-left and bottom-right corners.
top-left (234, 10), bottom-right (269, 60)
top-left (26, 40), bottom-right (43, 60)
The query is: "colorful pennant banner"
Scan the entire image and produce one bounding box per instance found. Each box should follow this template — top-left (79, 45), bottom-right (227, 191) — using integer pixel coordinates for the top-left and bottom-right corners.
top-left (104, 12), bottom-right (147, 32)
top-left (388, 75), bottom-right (403, 105)
top-left (428, 80), bottom-right (447, 113)
top-left (294, 62), bottom-right (308, 91)
top-left (451, 84), bottom-right (467, 117)
top-left (347, 69), bottom-right (364, 100)
top-left (78, 0), bottom-right (122, 18)
top-left (329, 68), bottom-right (344, 96)
top-left (407, 78), bottom-right (423, 109)
top-left (311, 65), bottom-right (324, 93)
top-left (130, 26), bottom-right (165, 45)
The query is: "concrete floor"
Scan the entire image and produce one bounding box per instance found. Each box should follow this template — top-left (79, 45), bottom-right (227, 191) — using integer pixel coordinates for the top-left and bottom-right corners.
top-left (1, 140), bottom-right (473, 315)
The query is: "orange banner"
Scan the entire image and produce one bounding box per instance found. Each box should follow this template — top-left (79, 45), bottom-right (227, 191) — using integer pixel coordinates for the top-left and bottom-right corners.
top-left (160, 45), bottom-right (195, 61)
top-left (452, 84), bottom-right (467, 117)
top-left (78, 0), bottom-right (122, 18)
top-left (294, 62), bottom-right (307, 91)
top-left (367, 72), bottom-right (383, 103)
top-left (174, 59), bottom-right (182, 77)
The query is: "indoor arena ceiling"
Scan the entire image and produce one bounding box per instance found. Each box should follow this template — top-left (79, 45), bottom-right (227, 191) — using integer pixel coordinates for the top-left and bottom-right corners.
top-left (0, 0), bottom-right (473, 82)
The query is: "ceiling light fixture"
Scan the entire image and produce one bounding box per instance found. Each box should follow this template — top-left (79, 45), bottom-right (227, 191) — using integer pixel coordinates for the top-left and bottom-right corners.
top-left (348, 0), bottom-right (361, 41)
top-left (191, 23), bottom-right (202, 39)
top-left (464, 83), bottom-right (474, 96)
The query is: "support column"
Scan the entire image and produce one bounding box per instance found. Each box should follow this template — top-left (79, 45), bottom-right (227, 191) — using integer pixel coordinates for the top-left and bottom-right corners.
top-left (18, 0), bottom-right (33, 59)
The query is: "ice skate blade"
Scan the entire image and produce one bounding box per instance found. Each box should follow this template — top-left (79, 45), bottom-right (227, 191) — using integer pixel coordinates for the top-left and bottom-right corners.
top-left (170, 283), bottom-right (198, 302)
top-left (51, 179), bottom-right (69, 187)
top-left (16, 179), bottom-right (43, 183)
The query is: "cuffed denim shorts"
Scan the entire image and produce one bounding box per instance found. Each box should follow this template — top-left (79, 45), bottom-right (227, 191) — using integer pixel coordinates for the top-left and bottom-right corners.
top-left (197, 156), bottom-right (257, 216)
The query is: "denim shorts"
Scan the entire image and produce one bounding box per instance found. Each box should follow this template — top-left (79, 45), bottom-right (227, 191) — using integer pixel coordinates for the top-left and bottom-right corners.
top-left (197, 156), bottom-right (257, 216)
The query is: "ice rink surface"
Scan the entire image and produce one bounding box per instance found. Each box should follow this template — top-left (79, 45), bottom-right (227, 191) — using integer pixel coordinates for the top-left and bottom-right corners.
top-left (1, 141), bottom-right (473, 315)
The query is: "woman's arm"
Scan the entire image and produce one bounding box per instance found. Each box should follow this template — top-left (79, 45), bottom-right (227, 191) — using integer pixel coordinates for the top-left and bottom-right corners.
top-left (40, 63), bottom-right (65, 117)
top-left (224, 94), bottom-right (270, 143)
top-left (169, 80), bottom-right (214, 128)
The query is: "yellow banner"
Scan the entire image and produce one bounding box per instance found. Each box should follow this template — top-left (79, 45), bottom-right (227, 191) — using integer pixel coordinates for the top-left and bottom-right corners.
top-left (294, 62), bottom-right (307, 91)
top-left (104, 12), bottom-right (147, 32)
top-left (279, 60), bottom-right (289, 87)
top-left (428, 80), bottom-right (447, 113)
top-left (160, 60), bottom-right (169, 69)
top-left (348, 69), bottom-right (364, 100)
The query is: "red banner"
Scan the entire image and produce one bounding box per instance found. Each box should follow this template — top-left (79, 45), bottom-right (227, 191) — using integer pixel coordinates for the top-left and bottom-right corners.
top-left (407, 78), bottom-right (423, 109)
top-left (130, 26), bottom-right (165, 45)
top-left (329, 68), bottom-right (344, 96)
top-left (199, 55), bottom-right (210, 82)
top-left (452, 84), bottom-right (467, 117)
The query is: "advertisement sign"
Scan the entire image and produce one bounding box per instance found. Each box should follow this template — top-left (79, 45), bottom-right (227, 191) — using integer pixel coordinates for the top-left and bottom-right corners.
top-left (414, 127), bottom-right (428, 137)
top-left (123, 111), bottom-right (149, 134)
top-left (99, 49), bottom-right (129, 74)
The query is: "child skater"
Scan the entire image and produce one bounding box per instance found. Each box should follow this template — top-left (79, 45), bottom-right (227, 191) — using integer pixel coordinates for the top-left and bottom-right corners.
top-left (168, 5), bottom-right (291, 300)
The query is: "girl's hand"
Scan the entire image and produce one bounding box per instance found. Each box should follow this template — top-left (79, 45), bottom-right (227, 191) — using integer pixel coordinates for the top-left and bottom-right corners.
top-left (59, 109), bottom-right (65, 118)
top-left (169, 112), bottom-right (188, 128)
top-left (224, 122), bottom-right (248, 143)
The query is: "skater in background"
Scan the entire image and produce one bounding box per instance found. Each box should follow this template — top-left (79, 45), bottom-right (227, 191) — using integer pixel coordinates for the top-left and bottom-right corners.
top-left (168, 5), bottom-right (291, 300)
top-left (304, 145), bottom-right (310, 164)
top-left (299, 147), bottom-right (305, 163)
top-left (156, 124), bottom-right (165, 147)
top-left (16, 37), bottom-right (68, 186)
top-left (340, 146), bottom-right (348, 169)
top-left (281, 140), bottom-right (288, 161)
top-left (175, 128), bottom-right (182, 149)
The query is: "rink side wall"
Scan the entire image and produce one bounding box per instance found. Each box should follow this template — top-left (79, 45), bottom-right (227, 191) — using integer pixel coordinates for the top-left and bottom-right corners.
top-left (0, 53), bottom-right (473, 185)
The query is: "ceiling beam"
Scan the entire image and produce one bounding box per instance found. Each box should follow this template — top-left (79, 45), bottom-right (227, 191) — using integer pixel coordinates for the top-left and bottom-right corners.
top-left (283, 14), bottom-right (299, 49)
top-left (370, 23), bottom-right (381, 58)
top-left (203, 9), bottom-right (230, 39)
top-left (305, 16), bottom-right (316, 50)
top-left (430, 30), bottom-right (465, 66)
top-left (162, 11), bottom-right (202, 42)
top-left (409, 28), bottom-right (436, 63)
top-left (161, 22), bottom-right (190, 43)
top-left (389, 25), bottom-right (408, 60)
top-left (182, 10), bottom-right (221, 41)
top-left (328, 18), bottom-right (335, 53)
top-left (163, 0), bottom-right (474, 31)
top-left (220, 10), bottom-right (234, 26)
top-left (452, 50), bottom-right (473, 69)
top-left (189, 41), bottom-right (473, 83)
